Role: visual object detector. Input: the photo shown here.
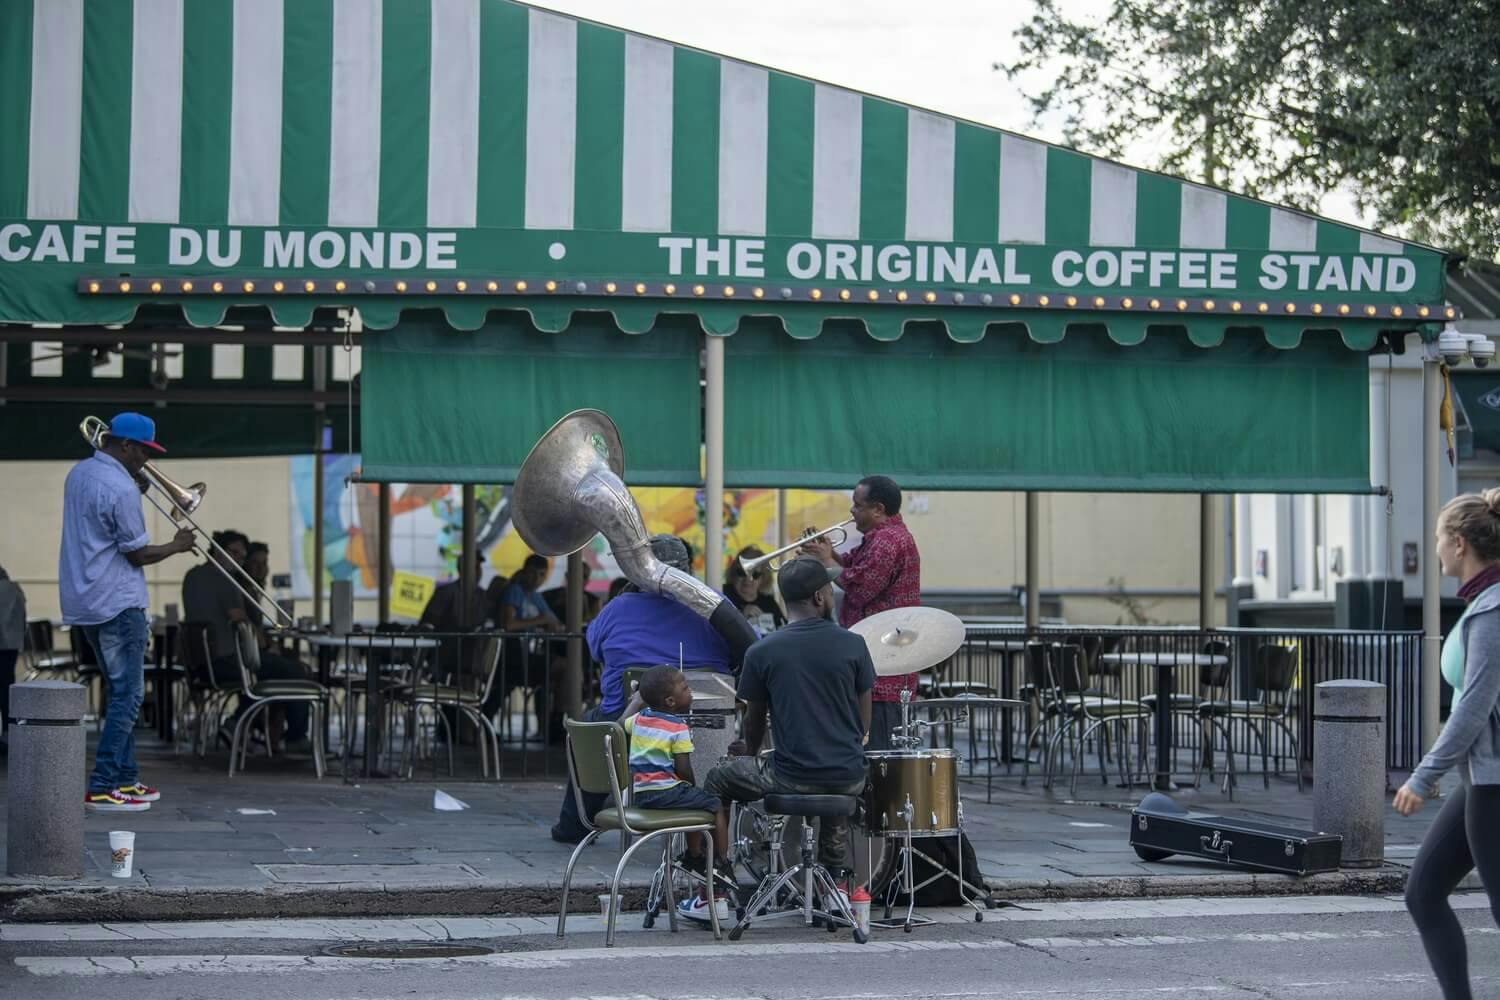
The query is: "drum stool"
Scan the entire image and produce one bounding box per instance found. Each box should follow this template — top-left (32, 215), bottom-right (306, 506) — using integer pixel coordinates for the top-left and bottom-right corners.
top-left (728, 793), bottom-right (868, 944)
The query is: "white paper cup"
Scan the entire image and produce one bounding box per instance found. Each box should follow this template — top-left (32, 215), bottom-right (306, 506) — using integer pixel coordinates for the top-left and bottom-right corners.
top-left (597, 893), bottom-right (622, 917)
top-left (108, 831), bottom-right (135, 878)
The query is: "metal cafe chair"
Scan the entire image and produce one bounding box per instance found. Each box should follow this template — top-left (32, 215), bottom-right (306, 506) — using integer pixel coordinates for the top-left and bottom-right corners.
top-left (395, 635), bottom-right (503, 779)
top-left (227, 621), bottom-right (329, 778)
top-left (1197, 643), bottom-right (1304, 792)
top-left (556, 719), bottom-right (721, 947)
top-left (1133, 639), bottom-right (1237, 794)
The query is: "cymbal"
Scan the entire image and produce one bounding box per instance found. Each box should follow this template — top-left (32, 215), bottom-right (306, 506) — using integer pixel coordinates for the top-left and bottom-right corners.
top-left (851, 606), bottom-right (966, 677)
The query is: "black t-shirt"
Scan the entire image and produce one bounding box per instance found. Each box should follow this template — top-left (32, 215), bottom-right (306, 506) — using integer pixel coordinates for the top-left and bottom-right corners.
top-left (736, 616), bottom-right (875, 786)
top-left (726, 591), bottom-right (786, 631)
top-left (182, 561), bottom-right (246, 660)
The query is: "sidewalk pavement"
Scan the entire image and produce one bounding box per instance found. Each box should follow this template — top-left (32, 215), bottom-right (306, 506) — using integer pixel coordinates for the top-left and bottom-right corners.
top-left (0, 743), bottom-right (1453, 923)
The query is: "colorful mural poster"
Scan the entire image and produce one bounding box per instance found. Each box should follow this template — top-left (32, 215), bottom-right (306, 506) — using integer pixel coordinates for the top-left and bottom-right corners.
top-left (288, 456), bottom-right (851, 611)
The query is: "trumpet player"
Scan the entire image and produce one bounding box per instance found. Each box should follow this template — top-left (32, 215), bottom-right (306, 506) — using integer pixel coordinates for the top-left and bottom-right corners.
top-left (60, 413), bottom-right (194, 812)
top-left (799, 475), bottom-right (921, 752)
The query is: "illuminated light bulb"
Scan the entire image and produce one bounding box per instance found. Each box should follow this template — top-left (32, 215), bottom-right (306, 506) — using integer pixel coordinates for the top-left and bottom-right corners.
top-left (1339, 304), bottom-right (1350, 314)
top-left (810, 289), bottom-right (822, 300)
top-left (1009, 293), bottom-right (1021, 306)
top-left (635, 283), bottom-right (647, 295)
top-left (395, 281), bottom-right (407, 293)
top-left (212, 281), bottom-right (224, 293)
top-left (605, 282), bottom-right (617, 294)
top-left (87, 281), bottom-right (100, 293)
top-left (486, 281), bottom-right (499, 292)
top-left (724, 286), bottom-right (735, 297)
top-left (664, 283), bottom-right (676, 295)
top-left (1121, 297), bottom-right (1133, 309)
top-left (1148, 298), bottom-right (1160, 310)
top-left (273, 281), bottom-right (285, 292)
top-left (1204, 300), bottom-right (1216, 311)
top-left (119, 281), bottom-right (132, 293)
top-left (924, 291), bottom-right (937, 303)
top-left (861, 289), bottom-right (876, 301)
top-left (1418, 306), bottom-right (1430, 317)
top-left (752, 288), bottom-right (764, 299)
top-left (243, 280), bottom-right (255, 293)
top-left (1257, 302), bottom-right (1269, 313)
top-left (546, 281), bottom-right (558, 292)
top-left (1065, 295), bottom-right (1077, 307)
top-left (304, 280), bottom-right (316, 293)
top-left (1366, 305), bottom-right (1378, 316)
top-left (1175, 299), bottom-right (1187, 311)
top-left (425, 280), bottom-right (437, 292)
top-left (148, 281), bottom-right (161, 293)
top-left (1391, 306), bottom-right (1403, 317)
top-left (1093, 296), bottom-right (1105, 308)
top-left (1284, 303), bottom-right (1296, 313)
top-left (1038, 295), bottom-right (1050, 306)
top-left (896, 290), bottom-right (908, 302)
top-left (839, 289), bottom-right (851, 301)
top-left (181, 281), bottom-right (193, 293)
top-left (1446, 307), bottom-right (1457, 319)
top-left (693, 284), bottom-right (705, 296)
top-left (1312, 303), bottom-right (1323, 314)
top-left (334, 280), bottom-right (346, 292)
top-left (515, 280), bottom-right (528, 292)
top-left (456, 280), bottom-right (467, 292)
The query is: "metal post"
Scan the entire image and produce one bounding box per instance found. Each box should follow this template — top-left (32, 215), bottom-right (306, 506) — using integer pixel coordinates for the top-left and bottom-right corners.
top-left (377, 482), bottom-right (392, 625)
top-left (312, 451), bottom-right (325, 626)
top-left (460, 485), bottom-right (476, 628)
top-left (1421, 354), bottom-right (1442, 753)
top-left (1199, 494), bottom-right (1214, 629)
top-left (1024, 492), bottom-right (1039, 632)
top-left (776, 488), bottom-right (788, 550)
top-left (565, 553), bottom-right (584, 720)
top-left (704, 334), bottom-right (725, 584)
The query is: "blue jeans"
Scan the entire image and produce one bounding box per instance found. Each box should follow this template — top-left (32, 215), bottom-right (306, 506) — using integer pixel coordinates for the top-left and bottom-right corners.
top-left (78, 608), bottom-right (147, 793)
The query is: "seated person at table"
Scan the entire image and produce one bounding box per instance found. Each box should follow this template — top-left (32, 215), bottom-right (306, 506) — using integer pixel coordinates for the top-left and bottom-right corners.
top-left (550, 535), bottom-right (741, 844)
top-left (624, 665), bottom-right (730, 922)
top-left (182, 530), bottom-right (309, 750)
top-left (704, 557), bottom-right (874, 885)
top-left (486, 554), bottom-right (566, 739)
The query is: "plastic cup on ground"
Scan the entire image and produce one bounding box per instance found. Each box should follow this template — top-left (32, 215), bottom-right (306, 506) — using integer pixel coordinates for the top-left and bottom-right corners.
top-left (598, 893), bottom-right (622, 917)
top-left (108, 831), bottom-right (135, 878)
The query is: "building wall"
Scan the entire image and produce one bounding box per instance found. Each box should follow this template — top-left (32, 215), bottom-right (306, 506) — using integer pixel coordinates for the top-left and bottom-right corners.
top-left (3, 456), bottom-right (1212, 625)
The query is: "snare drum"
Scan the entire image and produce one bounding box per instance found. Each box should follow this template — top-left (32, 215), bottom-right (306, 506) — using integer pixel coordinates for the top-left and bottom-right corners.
top-left (863, 749), bottom-right (959, 836)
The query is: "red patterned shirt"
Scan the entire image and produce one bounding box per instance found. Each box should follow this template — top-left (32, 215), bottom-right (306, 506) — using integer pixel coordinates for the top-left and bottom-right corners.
top-left (837, 514), bottom-right (921, 701)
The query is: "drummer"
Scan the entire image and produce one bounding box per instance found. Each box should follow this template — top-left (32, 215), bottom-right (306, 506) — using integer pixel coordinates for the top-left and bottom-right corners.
top-left (550, 535), bottom-right (741, 845)
top-left (800, 475), bottom-right (921, 751)
top-left (704, 557), bottom-right (875, 885)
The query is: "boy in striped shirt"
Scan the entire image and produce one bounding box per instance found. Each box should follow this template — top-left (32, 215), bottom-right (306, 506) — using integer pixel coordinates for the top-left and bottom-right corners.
top-left (625, 666), bottom-right (731, 921)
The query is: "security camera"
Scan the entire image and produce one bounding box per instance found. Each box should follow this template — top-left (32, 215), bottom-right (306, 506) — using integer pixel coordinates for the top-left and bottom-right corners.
top-left (1438, 329), bottom-right (1470, 366)
top-left (1469, 336), bottom-right (1496, 369)
top-left (150, 366), bottom-right (170, 390)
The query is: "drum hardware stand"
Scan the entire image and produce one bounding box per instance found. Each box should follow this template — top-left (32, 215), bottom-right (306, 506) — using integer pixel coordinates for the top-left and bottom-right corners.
top-left (729, 809), bottom-right (866, 943)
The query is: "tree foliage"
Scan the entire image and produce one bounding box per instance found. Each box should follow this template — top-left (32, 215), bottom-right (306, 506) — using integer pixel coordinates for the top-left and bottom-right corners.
top-left (998, 0), bottom-right (1500, 258)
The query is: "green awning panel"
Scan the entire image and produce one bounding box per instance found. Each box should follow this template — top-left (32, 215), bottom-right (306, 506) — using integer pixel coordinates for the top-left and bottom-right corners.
top-left (0, 0), bottom-right (1450, 335)
top-left (0, 401), bottom-right (351, 461)
top-left (359, 313), bottom-right (701, 484)
top-left (725, 322), bottom-right (1372, 493)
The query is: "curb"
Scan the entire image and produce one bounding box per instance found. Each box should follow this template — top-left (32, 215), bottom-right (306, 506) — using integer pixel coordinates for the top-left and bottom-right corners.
top-left (0, 868), bottom-right (1419, 923)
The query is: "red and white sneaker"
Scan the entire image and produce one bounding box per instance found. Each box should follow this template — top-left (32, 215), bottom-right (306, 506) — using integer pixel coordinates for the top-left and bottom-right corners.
top-left (85, 790), bottom-right (151, 813)
top-left (115, 783), bottom-right (160, 802)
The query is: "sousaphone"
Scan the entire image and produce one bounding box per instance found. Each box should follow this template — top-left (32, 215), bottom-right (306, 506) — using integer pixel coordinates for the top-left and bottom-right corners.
top-left (512, 410), bottom-right (756, 656)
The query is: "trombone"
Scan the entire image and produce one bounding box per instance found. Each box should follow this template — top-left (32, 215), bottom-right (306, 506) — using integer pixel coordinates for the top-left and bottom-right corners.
top-left (79, 416), bottom-right (296, 630)
top-left (739, 518), bottom-right (855, 575)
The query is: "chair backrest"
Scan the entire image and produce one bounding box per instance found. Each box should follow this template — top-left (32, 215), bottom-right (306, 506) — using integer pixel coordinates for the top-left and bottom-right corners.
top-left (232, 620), bottom-right (262, 696)
top-left (1023, 641), bottom-right (1051, 691)
top-left (178, 620), bottom-right (216, 685)
top-left (68, 625), bottom-right (97, 667)
top-left (1050, 643), bottom-right (1089, 696)
top-left (1252, 644), bottom-right (1297, 699)
top-left (25, 619), bottom-right (52, 656)
top-left (474, 635), bottom-right (502, 705)
top-left (564, 719), bottom-right (630, 831)
top-left (1199, 639), bottom-right (1232, 691)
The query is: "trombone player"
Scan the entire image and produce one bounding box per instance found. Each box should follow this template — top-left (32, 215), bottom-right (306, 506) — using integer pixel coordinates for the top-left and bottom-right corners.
top-left (61, 413), bottom-right (195, 812)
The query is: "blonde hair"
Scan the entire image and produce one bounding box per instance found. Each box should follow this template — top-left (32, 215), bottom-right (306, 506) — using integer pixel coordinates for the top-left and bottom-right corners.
top-left (1439, 489), bottom-right (1500, 562)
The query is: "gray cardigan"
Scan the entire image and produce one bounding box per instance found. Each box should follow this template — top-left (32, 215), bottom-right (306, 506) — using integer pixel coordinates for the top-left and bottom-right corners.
top-left (1408, 585), bottom-right (1500, 797)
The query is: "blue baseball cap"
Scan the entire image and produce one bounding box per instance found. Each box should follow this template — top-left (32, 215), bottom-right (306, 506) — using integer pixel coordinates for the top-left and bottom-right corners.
top-left (108, 412), bottom-right (166, 453)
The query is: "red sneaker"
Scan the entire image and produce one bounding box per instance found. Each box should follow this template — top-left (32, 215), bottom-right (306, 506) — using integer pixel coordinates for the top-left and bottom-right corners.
top-left (85, 790), bottom-right (150, 813)
top-left (115, 783), bottom-right (160, 802)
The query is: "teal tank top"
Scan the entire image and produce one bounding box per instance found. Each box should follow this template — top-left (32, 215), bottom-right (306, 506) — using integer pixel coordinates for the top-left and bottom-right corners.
top-left (1442, 584), bottom-right (1500, 709)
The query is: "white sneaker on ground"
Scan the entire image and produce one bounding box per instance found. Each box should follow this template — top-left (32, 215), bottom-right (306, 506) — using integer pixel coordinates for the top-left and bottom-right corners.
top-left (677, 895), bottom-right (731, 924)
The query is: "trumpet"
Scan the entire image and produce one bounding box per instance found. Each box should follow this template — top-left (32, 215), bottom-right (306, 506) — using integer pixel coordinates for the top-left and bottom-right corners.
top-left (79, 416), bottom-right (296, 630)
top-left (739, 518), bottom-right (855, 575)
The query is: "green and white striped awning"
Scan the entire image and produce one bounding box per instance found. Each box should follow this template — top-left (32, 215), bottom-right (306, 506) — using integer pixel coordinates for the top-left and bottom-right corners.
top-left (0, 0), bottom-right (1452, 344)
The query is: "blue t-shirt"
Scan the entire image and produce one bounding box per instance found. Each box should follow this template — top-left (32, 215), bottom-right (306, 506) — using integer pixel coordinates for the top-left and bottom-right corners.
top-left (58, 451), bottom-right (151, 625)
top-left (500, 581), bottom-right (557, 625)
top-left (590, 592), bottom-right (732, 713)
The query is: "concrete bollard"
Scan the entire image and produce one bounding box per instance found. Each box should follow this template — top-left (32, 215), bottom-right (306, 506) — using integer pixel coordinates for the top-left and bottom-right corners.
top-left (7, 681), bottom-right (87, 878)
top-left (1312, 679), bottom-right (1386, 869)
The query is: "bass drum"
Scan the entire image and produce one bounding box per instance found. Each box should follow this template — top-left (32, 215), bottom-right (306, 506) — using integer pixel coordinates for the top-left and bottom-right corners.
top-left (863, 749), bottom-right (959, 837)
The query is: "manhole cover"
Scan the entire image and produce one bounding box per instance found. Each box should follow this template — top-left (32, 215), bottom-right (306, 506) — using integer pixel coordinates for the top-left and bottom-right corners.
top-left (324, 943), bottom-right (493, 959)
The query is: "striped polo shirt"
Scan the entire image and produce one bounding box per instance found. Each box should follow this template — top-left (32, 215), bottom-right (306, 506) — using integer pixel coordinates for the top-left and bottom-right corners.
top-left (625, 709), bottom-right (694, 793)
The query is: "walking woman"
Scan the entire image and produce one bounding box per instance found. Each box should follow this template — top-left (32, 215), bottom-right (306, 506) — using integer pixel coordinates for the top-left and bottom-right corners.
top-left (1397, 488), bottom-right (1500, 999)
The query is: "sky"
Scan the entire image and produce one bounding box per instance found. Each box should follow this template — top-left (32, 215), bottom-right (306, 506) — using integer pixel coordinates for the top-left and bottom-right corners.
top-left (531, 0), bottom-right (1369, 229)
